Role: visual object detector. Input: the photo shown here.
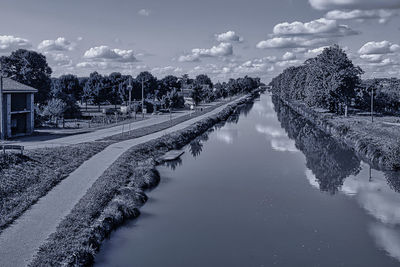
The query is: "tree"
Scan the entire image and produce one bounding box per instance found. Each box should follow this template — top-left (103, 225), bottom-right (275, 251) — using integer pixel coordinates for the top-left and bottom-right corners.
top-left (270, 45), bottom-right (364, 115)
top-left (312, 45), bottom-right (363, 114)
top-left (42, 98), bottom-right (67, 126)
top-left (83, 72), bottom-right (105, 111)
top-left (0, 49), bottom-right (52, 104)
top-left (157, 75), bottom-right (180, 100)
top-left (52, 74), bottom-right (82, 100)
top-left (135, 71), bottom-right (158, 100)
top-left (195, 74), bottom-right (213, 88)
top-left (167, 89), bottom-right (184, 109)
top-left (78, 77), bottom-right (89, 102)
top-left (104, 72), bottom-right (127, 107)
top-left (51, 75), bottom-right (82, 118)
top-left (191, 84), bottom-right (203, 106)
top-left (237, 76), bottom-right (261, 93)
top-left (180, 74), bottom-right (193, 88)
top-left (226, 78), bottom-right (240, 97)
top-left (161, 75), bottom-right (180, 90)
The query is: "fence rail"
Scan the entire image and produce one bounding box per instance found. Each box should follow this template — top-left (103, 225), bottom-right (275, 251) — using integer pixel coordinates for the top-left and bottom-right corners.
top-left (0, 145), bottom-right (24, 155)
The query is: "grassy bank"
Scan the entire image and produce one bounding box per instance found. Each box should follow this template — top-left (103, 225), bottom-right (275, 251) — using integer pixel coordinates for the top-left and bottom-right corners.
top-left (103, 95), bottom-right (244, 142)
top-left (29, 94), bottom-right (257, 267)
top-left (0, 142), bottom-right (112, 233)
top-left (274, 95), bottom-right (400, 170)
top-left (0, 95), bottom-right (248, 234)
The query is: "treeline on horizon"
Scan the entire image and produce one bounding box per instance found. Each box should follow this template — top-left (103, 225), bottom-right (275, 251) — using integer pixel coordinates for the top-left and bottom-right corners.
top-left (269, 45), bottom-right (400, 115)
top-left (0, 49), bottom-right (262, 122)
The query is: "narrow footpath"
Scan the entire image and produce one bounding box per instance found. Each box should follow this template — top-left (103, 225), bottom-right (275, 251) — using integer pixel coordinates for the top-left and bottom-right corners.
top-left (0, 96), bottom-right (246, 267)
top-left (4, 110), bottom-right (193, 150)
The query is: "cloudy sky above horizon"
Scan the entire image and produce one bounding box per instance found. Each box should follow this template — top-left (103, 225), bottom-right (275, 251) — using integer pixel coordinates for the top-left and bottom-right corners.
top-left (1, 0), bottom-right (400, 82)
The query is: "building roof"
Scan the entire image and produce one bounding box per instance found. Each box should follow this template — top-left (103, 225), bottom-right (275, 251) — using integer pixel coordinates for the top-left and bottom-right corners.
top-left (1, 78), bottom-right (38, 93)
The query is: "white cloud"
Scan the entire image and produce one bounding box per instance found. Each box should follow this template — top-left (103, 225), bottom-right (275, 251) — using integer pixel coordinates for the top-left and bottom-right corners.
top-left (360, 54), bottom-right (385, 63)
top-left (282, 51), bottom-right (296, 60)
top-left (83, 45), bottom-right (137, 62)
top-left (178, 54), bottom-right (200, 62)
top-left (271, 139), bottom-right (298, 153)
top-left (257, 37), bottom-right (330, 49)
top-left (38, 37), bottom-right (75, 51)
top-left (358, 41), bottom-right (400, 55)
top-left (305, 169), bottom-right (320, 188)
top-left (215, 31), bottom-right (243, 42)
top-left (138, 9), bottom-right (151, 16)
top-left (369, 224), bottom-right (400, 262)
top-left (192, 42), bottom-right (233, 57)
top-left (216, 129), bottom-right (238, 144)
top-left (151, 66), bottom-right (183, 75)
top-left (309, 0), bottom-right (400, 10)
top-left (76, 61), bottom-right (110, 69)
top-left (233, 59), bottom-right (275, 74)
top-left (0, 35), bottom-right (31, 52)
top-left (255, 124), bottom-right (285, 137)
top-left (179, 42), bottom-right (233, 62)
top-left (46, 52), bottom-right (72, 66)
top-left (325, 9), bottom-right (397, 24)
top-left (276, 59), bottom-right (302, 67)
top-left (273, 18), bottom-right (358, 37)
top-left (305, 46), bottom-right (330, 57)
top-left (368, 58), bottom-right (398, 67)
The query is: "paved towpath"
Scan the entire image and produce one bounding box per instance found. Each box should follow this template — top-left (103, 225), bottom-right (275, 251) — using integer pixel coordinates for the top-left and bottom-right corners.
top-left (0, 96), bottom-right (245, 267)
top-left (4, 110), bottom-right (192, 150)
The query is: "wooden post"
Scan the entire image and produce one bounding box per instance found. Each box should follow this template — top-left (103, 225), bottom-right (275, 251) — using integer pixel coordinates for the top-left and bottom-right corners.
top-left (371, 86), bottom-right (374, 123)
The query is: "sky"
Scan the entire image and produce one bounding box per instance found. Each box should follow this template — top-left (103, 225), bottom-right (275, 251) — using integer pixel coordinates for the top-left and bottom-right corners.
top-left (1, 0), bottom-right (400, 83)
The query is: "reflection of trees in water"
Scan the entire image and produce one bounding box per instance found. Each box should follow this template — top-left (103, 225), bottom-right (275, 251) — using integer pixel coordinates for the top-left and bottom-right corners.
top-left (189, 138), bottom-right (204, 158)
top-left (385, 171), bottom-right (400, 193)
top-left (241, 101), bottom-right (255, 116)
top-left (272, 95), bottom-right (361, 194)
top-left (227, 102), bottom-right (255, 124)
top-left (214, 121), bottom-right (227, 130)
top-left (227, 114), bottom-right (240, 124)
top-left (188, 101), bottom-right (253, 158)
top-left (163, 158), bottom-right (183, 170)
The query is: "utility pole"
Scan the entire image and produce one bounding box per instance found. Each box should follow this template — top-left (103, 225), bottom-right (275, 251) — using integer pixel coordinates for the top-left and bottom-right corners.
top-left (127, 77), bottom-right (132, 108)
top-left (371, 86), bottom-right (374, 123)
top-left (141, 78), bottom-right (145, 118)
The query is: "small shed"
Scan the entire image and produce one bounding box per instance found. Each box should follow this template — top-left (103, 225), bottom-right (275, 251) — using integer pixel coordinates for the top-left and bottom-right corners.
top-left (0, 78), bottom-right (37, 139)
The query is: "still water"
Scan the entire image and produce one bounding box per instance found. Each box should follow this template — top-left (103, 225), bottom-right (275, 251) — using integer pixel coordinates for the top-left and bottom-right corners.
top-left (95, 93), bottom-right (400, 267)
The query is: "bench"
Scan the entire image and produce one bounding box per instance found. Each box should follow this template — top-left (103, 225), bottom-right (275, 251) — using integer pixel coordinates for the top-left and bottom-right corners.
top-left (0, 145), bottom-right (24, 155)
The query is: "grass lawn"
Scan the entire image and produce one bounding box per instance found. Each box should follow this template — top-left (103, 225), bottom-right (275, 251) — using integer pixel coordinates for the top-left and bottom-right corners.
top-left (0, 141), bottom-right (113, 233)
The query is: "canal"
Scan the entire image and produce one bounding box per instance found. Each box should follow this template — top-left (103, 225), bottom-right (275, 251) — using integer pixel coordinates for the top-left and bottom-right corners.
top-left (95, 93), bottom-right (400, 266)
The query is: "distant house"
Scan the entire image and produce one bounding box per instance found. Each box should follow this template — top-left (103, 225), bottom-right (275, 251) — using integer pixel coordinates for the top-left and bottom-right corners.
top-left (180, 83), bottom-right (211, 107)
top-left (0, 78), bottom-right (37, 139)
top-left (179, 84), bottom-right (192, 106)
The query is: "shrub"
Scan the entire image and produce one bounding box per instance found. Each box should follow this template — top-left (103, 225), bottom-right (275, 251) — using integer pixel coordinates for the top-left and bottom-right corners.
top-left (387, 139), bottom-right (400, 170)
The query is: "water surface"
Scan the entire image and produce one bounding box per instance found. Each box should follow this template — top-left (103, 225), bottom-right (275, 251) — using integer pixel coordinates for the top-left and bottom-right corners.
top-left (95, 94), bottom-right (400, 267)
